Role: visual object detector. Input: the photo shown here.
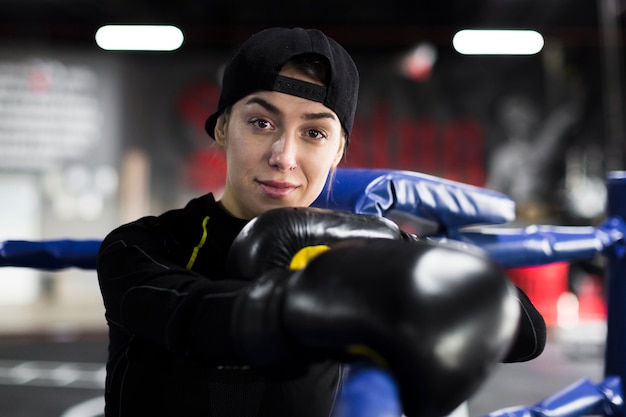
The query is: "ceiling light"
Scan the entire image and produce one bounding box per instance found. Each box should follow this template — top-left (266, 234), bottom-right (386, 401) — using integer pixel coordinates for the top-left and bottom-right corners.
top-left (453, 29), bottom-right (544, 55)
top-left (95, 25), bottom-right (184, 51)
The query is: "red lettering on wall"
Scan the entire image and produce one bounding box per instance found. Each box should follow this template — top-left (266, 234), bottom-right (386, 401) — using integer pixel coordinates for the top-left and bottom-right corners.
top-left (177, 81), bottom-right (221, 135)
top-left (345, 102), bottom-right (486, 186)
top-left (372, 101), bottom-right (390, 168)
top-left (441, 119), bottom-right (485, 185)
top-left (396, 118), bottom-right (438, 173)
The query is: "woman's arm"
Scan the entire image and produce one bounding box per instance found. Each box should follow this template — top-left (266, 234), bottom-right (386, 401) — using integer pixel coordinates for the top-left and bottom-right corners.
top-left (97, 217), bottom-right (249, 363)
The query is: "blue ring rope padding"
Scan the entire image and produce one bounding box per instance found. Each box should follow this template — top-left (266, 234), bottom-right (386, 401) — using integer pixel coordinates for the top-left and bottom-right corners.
top-left (0, 239), bottom-right (101, 270)
top-left (447, 215), bottom-right (626, 268)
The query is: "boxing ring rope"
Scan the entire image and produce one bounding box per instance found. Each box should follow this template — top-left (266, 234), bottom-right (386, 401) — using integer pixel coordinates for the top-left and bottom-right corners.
top-left (1, 167), bottom-right (626, 417)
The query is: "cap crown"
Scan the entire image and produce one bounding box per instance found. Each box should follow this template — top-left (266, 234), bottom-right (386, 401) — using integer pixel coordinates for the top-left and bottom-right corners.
top-left (205, 27), bottom-right (359, 139)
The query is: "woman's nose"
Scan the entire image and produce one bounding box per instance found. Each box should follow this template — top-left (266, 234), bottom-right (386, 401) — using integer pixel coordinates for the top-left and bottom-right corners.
top-left (269, 135), bottom-right (298, 171)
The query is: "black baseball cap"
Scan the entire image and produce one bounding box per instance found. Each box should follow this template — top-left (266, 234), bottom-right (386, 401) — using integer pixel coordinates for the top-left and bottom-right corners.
top-left (205, 27), bottom-right (359, 142)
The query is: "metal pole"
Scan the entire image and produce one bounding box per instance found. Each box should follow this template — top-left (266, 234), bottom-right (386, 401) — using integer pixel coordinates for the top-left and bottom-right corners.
top-left (604, 171), bottom-right (626, 394)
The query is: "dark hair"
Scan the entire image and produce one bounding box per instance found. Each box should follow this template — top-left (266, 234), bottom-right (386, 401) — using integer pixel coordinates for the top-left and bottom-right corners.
top-left (285, 54), bottom-right (330, 86)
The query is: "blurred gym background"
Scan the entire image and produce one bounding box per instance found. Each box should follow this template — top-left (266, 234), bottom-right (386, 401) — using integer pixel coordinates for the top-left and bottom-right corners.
top-left (0, 1), bottom-right (619, 416)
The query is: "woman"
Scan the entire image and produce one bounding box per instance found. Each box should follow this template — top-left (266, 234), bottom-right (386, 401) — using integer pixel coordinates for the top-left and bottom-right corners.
top-left (97, 27), bottom-right (545, 417)
top-left (97, 27), bottom-right (362, 417)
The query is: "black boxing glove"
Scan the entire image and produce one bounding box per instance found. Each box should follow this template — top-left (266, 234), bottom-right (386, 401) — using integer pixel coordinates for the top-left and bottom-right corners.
top-left (231, 239), bottom-right (520, 417)
top-left (502, 287), bottom-right (547, 362)
top-left (227, 207), bottom-right (407, 280)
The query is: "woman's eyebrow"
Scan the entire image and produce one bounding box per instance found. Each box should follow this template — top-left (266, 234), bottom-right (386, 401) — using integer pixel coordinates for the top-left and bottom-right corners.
top-left (245, 96), bottom-right (337, 122)
top-left (245, 97), bottom-right (280, 115)
top-left (303, 112), bottom-right (337, 122)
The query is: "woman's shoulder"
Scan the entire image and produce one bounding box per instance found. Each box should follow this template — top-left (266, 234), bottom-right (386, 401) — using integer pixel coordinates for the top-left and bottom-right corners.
top-left (102, 193), bottom-right (218, 242)
top-left (161, 193), bottom-right (218, 223)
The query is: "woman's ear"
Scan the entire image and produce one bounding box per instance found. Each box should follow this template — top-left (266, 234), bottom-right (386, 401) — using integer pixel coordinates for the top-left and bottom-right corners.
top-left (213, 112), bottom-right (229, 147)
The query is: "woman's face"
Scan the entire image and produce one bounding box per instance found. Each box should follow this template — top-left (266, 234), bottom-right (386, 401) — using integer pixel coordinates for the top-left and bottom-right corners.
top-left (214, 67), bottom-right (345, 219)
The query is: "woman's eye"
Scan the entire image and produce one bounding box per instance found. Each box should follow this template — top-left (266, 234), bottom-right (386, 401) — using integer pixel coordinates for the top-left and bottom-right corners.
top-left (306, 129), bottom-right (326, 140)
top-left (251, 119), bottom-right (272, 129)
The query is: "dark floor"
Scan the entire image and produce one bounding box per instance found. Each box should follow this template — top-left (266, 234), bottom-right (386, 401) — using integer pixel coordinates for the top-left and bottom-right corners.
top-left (0, 332), bottom-right (106, 417)
top-left (0, 327), bottom-right (606, 417)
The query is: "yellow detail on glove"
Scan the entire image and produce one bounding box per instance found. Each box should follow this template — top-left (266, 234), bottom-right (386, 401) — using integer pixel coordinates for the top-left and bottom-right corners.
top-left (289, 245), bottom-right (331, 270)
top-left (346, 344), bottom-right (390, 369)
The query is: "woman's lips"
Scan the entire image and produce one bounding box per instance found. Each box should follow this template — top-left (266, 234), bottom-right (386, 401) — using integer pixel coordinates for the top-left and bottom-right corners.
top-left (258, 180), bottom-right (298, 197)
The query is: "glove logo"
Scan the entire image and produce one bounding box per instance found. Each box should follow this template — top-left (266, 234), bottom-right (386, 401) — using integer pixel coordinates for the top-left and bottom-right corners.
top-left (289, 245), bottom-right (331, 270)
